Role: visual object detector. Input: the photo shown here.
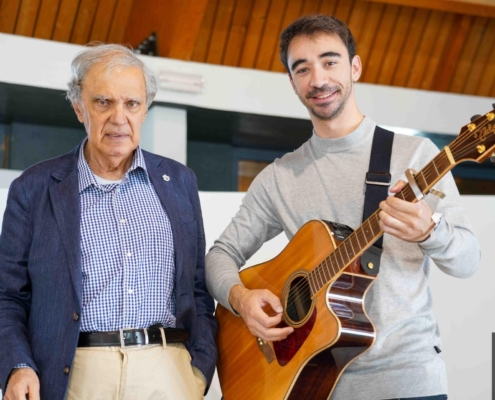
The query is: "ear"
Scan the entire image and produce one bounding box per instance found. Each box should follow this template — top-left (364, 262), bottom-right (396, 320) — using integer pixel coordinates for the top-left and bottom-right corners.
top-left (72, 102), bottom-right (85, 124)
top-left (351, 55), bottom-right (362, 82)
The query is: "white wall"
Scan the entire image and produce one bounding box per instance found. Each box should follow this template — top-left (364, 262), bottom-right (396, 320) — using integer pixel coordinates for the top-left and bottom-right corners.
top-left (1, 32), bottom-right (494, 136)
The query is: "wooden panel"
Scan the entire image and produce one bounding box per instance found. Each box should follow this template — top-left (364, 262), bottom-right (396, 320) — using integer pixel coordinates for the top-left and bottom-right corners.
top-left (392, 8), bottom-right (429, 87)
top-left (318, 0), bottom-right (337, 16)
top-left (301, 0), bottom-right (321, 15)
top-left (15, 0), bottom-right (41, 36)
top-left (362, 4), bottom-right (399, 83)
top-left (347, 0), bottom-right (370, 45)
top-left (70, 0), bottom-right (98, 44)
top-left (333, 0), bottom-right (355, 22)
top-left (168, 0), bottom-right (209, 60)
top-left (356, 2), bottom-right (385, 70)
top-left (486, 54), bottom-right (495, 97)
top-left (33, 0), bottom-right (61, 39)
top-left (223, 0), bottom-right (255, 66)
top-left (376, 6), bottom-right (414, 85)
top-left (107, 0), bottom-right (133, 44)
top-left (271, 0), bottom-right (305, 72)
top-left (52, 0), bottom-right (79, 42)
top-left (466, 19), bottom-right (495, 96)
top-left (239, 0), bottom-right (271, 68)
top-left (0, 0), bottom-right (21, 33)
top-left (420, 12), bottom-right (455, 90)
top-left (206, 0), bottom-right (237, 64)
top-left (191, 0), bottom-right (219, 62)
top-left (432, 14), bottom-right (472, 92)
top-left (124, 0), bottom-right (207, 59)
top-left (476, 20), bottom-right (495, 97)
top-left (255, 0), bottom-right (287, 69)
top-left (89, 0), bottom-right (117, 42)
top-left (406, 10), bottom-right (443, 88)
top-left (362, 0), bottom-right (495, 19)
top-left (449, 16), bottom-right (488, 93)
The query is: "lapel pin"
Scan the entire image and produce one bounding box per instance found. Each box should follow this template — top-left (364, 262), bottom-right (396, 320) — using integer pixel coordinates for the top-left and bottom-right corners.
top-left (162, 174), bottom-right (170, 182)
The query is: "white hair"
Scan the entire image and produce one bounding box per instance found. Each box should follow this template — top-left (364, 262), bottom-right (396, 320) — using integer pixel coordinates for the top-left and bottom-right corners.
top-left (66, 43), bottom-right (157, 107)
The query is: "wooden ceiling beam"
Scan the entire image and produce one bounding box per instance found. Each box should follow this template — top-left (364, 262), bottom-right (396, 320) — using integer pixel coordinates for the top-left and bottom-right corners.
top-left (124, 0), bottom-right (209, 60)
top-left (362, 0), bottom-right (495, 18)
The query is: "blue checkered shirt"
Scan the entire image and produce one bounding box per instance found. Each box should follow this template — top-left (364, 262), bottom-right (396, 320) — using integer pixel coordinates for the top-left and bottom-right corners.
top-left (78, 142), bottom-right (176, 331)
top-left (14, 144), bottom-right (176, 369)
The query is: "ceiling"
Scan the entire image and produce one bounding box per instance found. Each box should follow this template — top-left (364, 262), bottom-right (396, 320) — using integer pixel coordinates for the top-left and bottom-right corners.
top-left (1, 0), bottom-right (495, 98)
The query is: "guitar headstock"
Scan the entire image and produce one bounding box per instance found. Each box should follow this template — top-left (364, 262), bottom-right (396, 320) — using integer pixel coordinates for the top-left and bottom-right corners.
top-left (453, 110), bottom-right (495, 164)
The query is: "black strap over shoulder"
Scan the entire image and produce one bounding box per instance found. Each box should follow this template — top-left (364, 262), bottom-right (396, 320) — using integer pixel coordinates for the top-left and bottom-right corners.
top-left (361, 126), bottom-right (394, 276)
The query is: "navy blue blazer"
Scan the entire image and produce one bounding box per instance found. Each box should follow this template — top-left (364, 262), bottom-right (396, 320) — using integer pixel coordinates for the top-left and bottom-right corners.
top-left (0, 145), bottom-right (218, 399)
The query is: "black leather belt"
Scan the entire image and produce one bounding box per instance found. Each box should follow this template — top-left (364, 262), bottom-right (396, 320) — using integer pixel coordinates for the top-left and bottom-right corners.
top-left (78, 327), bottom-right (188, 348)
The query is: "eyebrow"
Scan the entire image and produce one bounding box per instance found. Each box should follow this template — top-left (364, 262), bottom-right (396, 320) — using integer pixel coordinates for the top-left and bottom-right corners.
top-left (91, 95), bottom-right (143, 102)
top-left (290, 51), bottom-right (342, 72)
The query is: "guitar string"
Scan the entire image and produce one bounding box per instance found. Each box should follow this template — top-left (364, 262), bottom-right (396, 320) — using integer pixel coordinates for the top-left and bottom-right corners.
top-left (284, 120), bottom-right (493, 309)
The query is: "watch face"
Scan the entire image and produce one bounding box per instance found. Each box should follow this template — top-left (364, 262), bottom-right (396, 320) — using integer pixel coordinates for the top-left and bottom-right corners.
top-left (432, 212), bottom-right (442, 230)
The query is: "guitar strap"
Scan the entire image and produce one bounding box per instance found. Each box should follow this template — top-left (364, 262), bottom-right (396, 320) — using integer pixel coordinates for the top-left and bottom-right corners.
top-left (360, 126), bottom-right (394, 276)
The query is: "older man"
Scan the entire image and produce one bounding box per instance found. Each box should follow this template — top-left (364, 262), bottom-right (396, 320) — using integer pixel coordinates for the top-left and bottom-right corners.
top-left (0, 44), bottom-right (217, 400)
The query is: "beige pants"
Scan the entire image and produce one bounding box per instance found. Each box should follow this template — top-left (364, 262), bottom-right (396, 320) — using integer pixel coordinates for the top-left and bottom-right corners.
top-left (66, 342), bottom-right (206, 400)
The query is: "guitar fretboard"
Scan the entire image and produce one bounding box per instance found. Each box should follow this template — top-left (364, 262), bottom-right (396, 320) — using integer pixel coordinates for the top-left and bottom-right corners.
top-left (306, 148), bottom-right (454, 297)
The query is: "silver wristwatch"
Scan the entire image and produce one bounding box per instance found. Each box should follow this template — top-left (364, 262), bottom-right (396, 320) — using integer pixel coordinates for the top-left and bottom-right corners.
top-left (431, 212), bottom-right (442, 231)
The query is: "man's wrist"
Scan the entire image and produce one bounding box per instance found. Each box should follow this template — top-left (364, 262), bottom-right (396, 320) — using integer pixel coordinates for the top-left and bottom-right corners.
top-left (228, 284), bottom-right (246, 315)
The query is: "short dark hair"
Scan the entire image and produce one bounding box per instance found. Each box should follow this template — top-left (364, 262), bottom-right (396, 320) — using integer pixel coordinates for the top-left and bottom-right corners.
top-left (279, 14), bottom-right (356, 74)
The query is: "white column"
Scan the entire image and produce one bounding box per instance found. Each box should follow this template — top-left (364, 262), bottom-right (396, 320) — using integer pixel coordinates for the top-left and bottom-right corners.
top-left (140, 105), bottom-right (187, 165)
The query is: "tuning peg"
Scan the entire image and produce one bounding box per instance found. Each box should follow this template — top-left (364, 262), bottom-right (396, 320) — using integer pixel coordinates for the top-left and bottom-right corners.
top-left (471, 114), bottom-right (481, 121)
top-left (492, 103), bottom-right (495, 109)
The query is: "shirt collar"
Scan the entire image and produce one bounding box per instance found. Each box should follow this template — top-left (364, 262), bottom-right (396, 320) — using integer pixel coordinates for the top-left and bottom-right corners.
top-left (77, 139), bottom-right (149, 193)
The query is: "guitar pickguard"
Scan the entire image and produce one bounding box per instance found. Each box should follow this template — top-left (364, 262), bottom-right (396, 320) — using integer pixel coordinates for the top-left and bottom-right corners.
top-left (273, 307), bottom-right (317, 366)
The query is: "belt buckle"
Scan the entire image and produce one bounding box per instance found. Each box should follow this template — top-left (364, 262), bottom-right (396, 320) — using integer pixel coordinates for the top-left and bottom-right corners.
top-left (119, 328), bottom-right (149, 348)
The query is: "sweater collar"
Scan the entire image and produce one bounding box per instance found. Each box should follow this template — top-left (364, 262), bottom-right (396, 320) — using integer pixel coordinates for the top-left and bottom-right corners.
top-left (309, 116), bottom-right (376, 153)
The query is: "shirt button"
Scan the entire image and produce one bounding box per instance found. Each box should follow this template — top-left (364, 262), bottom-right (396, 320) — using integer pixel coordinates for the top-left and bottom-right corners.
top-left (72, 312), bottom-right (79, 321)
top-left (120, 219), bottom-right (126, 224)
top-left (126, 252), bottom-right (132, 257)
top-left (128, 289), bottom-right (134, 294)
top-left (64, 365), bottom-right (70, 375)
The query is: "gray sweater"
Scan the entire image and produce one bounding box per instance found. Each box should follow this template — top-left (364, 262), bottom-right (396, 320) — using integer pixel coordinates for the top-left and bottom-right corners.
top-left (205, 117), bottom-right (481, 399)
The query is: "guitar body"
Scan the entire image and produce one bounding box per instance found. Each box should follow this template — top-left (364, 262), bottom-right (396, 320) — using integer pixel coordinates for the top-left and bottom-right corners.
top-left (216, 220), bottom-right (376, 400)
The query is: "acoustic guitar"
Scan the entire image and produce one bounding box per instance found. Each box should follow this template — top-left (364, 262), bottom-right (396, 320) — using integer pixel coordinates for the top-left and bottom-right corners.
top-left (215, 110), bottom-right (495, 400)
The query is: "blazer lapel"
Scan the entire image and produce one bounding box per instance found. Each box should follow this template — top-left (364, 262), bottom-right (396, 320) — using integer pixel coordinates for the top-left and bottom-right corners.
top-left (145, 154), bottom-right (185, 288)
top-left (49, 162), bottom-right (82, 302)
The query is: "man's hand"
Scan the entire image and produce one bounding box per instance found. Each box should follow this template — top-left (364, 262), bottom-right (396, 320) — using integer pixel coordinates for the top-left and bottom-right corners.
top-left (378, 179), bottom-right (435, 243)
top-left (228, 284), bottom-right (294, 342)
top-left (4, 368), bottom-right (40, 400)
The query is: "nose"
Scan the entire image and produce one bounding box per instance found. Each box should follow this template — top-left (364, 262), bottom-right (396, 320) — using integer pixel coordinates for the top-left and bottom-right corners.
top-left (310, 66), bottom-right (326, 88)
top-left (110, 104), bottom-right (126, 126)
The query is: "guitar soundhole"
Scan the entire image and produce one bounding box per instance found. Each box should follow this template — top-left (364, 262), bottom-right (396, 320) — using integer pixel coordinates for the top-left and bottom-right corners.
top-left (285, 276), bottom-right (312, 324)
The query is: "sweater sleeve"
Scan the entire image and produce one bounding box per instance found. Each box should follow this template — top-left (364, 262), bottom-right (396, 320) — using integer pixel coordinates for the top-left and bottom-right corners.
top-left (205, 165), bottom-right (283, 312)
top-left (412, 139), bottom-right (481, 278)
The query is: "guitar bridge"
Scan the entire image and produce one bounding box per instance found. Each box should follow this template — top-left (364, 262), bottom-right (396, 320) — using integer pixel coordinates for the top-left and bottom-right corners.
top-left (256, 337), bottom-right (275, 364)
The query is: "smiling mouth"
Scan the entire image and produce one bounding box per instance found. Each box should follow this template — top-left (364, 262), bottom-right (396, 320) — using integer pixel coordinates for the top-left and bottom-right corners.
top-left (313, 93), bottom-right (333, 99)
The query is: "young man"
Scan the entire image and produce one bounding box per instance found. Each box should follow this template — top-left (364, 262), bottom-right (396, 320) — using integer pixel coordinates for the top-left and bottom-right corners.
top-left (206, 15), bottom-right (480, 400)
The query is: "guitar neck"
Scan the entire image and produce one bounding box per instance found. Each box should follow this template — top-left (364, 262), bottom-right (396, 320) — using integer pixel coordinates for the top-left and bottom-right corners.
top-left (307, 147), bottom-right (455, 297)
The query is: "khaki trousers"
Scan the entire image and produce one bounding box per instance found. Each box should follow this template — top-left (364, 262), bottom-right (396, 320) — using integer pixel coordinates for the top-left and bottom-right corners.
top-left (66, 341), bottom-right (206, 400)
